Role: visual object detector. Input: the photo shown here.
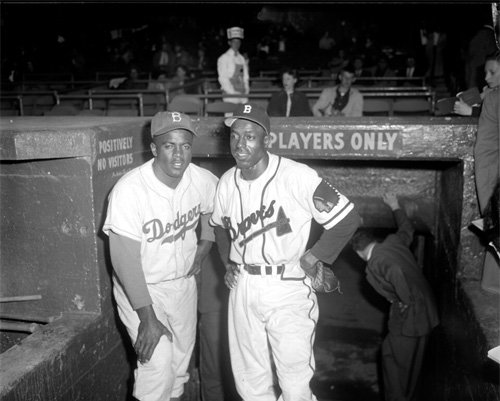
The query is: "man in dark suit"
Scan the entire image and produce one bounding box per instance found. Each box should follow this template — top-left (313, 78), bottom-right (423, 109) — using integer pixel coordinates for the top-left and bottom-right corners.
top-left (351, 193), bottom-right (439, 401)
top-left (267, 67), bottom-right (312, 117)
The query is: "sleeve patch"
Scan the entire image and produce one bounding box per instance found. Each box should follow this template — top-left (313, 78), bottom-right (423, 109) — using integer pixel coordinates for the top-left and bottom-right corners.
top-left (313, 179), bottom-right (340, 213)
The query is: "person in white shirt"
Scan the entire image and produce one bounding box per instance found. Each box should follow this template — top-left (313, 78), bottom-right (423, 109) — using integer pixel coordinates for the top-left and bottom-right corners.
top-left (217, 27), bottom-right (250, 104)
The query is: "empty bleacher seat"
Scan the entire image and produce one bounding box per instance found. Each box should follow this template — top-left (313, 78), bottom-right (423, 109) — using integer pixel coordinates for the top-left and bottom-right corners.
top-left (167, 95), bottom-right (202, 116)
top-left (205, 101), bottom-right (238, 116)
top-left (44, 104), bottom-right (79, 116)
top-left (363, 98), bottom-right (392, 116)
top-left (392, 98), bottom-right (432, 116)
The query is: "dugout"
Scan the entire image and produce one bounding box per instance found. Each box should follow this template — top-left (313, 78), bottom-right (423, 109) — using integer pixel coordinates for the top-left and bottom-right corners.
top-left (0, 116), bottom-right (497, 401)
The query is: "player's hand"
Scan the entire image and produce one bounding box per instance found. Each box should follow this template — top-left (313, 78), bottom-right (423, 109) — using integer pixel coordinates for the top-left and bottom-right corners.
top-left (224, 262), bottom-right (240, 290)
top-left (382, 193), bottom-right (399, 210)
top-left (135, 306), bottom-right (172, 364)
top-left (453, 99), bottom-right (472, 116)
top-left (186, 259), bottom-right (202, 277)
top-left (300, 249), bottom-right (320, 276)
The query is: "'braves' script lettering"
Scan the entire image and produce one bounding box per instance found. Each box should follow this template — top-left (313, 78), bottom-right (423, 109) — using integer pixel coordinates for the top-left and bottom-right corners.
top-left (222, 200), bottom-right (276, 240)
top-left (143, 204), bottom-right (201, 244)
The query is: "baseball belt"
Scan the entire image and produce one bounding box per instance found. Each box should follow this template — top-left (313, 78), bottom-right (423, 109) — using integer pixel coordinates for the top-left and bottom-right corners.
top-left (243, 264), bottom-right (285, 275)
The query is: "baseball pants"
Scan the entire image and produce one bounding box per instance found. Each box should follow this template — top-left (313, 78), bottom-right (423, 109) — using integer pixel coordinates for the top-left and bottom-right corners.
top-left (113, 276), bottom-right (197, 401)
top-left (228, 268), bottom-right (319, 401)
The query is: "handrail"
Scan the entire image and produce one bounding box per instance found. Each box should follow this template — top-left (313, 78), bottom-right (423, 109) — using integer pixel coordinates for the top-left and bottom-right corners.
top-left (55, 93), bottom-right (145, 116)
top-left (205, 75), bottom-right (427, 88)
top-left (0, 94), bottom-right (24, 116)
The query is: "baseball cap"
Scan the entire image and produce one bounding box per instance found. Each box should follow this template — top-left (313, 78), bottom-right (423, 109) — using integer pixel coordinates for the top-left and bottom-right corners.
top-left (224, 103), bottom-right (270, 135)
top-left (227, 27), bottom-right (244, 40)
top-left (150, 111), bottom-right (197, 138)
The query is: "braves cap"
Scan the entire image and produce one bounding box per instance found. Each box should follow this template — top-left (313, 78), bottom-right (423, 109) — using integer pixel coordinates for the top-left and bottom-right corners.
top-left (151, 111), bottom-right (197, 138)
top-left (224, 103), bottom-right (270, 135)
top-left (227, 27), bottom-right (244, 40)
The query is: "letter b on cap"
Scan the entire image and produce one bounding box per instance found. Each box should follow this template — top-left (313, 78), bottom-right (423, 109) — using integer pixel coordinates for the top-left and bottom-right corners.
top-left (172, 112), bottom-right (181, 122)
top-left (243, 105), bottom-right (252, 114)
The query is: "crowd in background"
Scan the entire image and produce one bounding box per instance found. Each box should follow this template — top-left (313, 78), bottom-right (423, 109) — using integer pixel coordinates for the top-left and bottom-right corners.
top-left (1, 4), bottom-right (497, 95)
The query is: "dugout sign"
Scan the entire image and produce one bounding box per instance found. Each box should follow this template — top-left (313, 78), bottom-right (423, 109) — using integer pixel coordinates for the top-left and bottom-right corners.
top-left (267, 129), bottom-right (402, 156)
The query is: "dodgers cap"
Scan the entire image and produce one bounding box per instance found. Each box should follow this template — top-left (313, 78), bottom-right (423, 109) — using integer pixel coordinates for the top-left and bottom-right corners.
top-left (224, 103), bottom-right (270, 135)
top-left (151, 111), bottom-right (197, 138)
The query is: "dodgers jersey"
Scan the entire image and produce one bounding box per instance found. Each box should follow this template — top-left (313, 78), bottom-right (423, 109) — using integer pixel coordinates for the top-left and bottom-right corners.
top-left (210, 153), bottom-right (354, 278)
top-left (103, 159), bottom-right (218, 283)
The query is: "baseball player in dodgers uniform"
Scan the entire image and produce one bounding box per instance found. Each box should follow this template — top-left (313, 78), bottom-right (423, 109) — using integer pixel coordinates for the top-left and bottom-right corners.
top-left (210, 103), bottom-right (360, 401)
top-left (217, 26), bottom-right (250, 104)
top-left (103, 111), bottom-right (218, 401)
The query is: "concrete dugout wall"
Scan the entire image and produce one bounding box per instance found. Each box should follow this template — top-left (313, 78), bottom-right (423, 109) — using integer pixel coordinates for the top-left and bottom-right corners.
top-left (0, 116), bottom-right (497, 401)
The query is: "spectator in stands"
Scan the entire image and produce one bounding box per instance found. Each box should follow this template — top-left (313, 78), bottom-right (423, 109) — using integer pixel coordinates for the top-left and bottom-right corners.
top-left (119, 65), bottom-right (144, 90)
top-left (319, 31), bottom-right (336, 64)
top-left (167, 65), bottom-right (193, 98)
top-left (398, 55), bottom-right (425, 86)
top-left (147, 71), bottom-right (167, 92)
top-left (173, 44), bottom-right (194, 71)
top-left (267, 67), bottom-right (312, 117)
top-left (353, 56), bottom-right (372, 80)
top-left (465, 23), bottom-right (497, 90)
top-left (312, 63), bottom-right (363, 117)
top-left (217, 27), bottom-right (249, 104)
top-left (152, 42), bottom-right (172, 75)
top-left (454, 51), bottom-right (500, 117)
top-left (372, 56), bottom-right (397, 87)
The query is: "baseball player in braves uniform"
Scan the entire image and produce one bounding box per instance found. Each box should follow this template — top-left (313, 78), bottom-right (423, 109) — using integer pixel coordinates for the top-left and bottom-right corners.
top-left (210, 103), bottom-right (360, 401)
top-left (217, 26), bottom-right (250, 104)
top-left (103, 111), bottom-right (218, 401)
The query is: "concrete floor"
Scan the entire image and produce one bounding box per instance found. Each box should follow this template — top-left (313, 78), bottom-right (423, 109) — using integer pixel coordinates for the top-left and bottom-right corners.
top-left (312, 247), bottom-right (387, 401)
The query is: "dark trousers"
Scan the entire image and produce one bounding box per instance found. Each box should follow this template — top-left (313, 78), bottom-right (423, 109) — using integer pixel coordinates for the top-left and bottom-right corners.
top-left (381, 332), bottom-right (428, 401)
top-left (199, 311), bottom-right (238, 401)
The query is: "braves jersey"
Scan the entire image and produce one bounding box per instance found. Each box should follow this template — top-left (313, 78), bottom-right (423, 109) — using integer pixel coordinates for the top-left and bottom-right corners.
top-left (210, 153), bottom-right (354, 278)
top-left (103, 159), bottom-right (218, 283)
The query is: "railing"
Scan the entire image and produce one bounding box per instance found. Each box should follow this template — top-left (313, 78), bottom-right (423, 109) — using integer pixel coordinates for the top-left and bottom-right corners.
top-left (0, 82), bottom-right (436, 117)
top-left (204, 75), bottom-right (427, 89)
top-left (55, 93), bottom-right (145, 116)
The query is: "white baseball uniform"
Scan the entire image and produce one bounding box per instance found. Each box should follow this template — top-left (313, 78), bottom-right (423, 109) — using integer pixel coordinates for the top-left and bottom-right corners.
top-left (103, 158), bottom-right (218, 401)
top-left (210, 152), bottom-right (355, 401)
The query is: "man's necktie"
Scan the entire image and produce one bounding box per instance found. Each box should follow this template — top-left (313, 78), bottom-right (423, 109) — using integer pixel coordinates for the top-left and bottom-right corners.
top-left (286, 93), bottom-right (292, 117)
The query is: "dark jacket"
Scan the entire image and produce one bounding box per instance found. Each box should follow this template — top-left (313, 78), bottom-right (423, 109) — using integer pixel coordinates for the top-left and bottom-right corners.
top-left (366, 208), bottom-right (439, 337)
top-left (267, 90), bottom-right (312, 117)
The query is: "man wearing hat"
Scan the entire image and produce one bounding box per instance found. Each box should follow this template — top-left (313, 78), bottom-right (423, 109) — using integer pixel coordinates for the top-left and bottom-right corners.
top-left (210, 103), bottom-right (360, 401)
top-left (217, 26), bottom-right (249, 104)
top-left (103, 111), bottom-right (218, 401)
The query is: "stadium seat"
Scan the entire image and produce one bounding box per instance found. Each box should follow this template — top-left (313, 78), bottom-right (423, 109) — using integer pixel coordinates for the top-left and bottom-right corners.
top-left (205, 101), bottom-right (238, 116)
top-left (363, 98), bottom-right (392, 116)
top-left (106, 109), bottom-right (139, 116)
top-left (44, 104), bottom-right (79, 116)
top-left (392, 98), bottom-right (432, 116)
top-left (167, 95), bottom-right (202, 116)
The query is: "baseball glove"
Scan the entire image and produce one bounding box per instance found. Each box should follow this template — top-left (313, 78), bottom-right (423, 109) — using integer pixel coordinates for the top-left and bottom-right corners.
top-left (305, 260), bottom-right (341, 293)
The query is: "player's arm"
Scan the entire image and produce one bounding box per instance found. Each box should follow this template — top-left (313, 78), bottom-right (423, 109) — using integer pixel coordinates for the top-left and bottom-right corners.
top-left (214, 225), bottom-right (239, 289)
top-left (307, 207), bottom-right (361, 265)
top-left (187, 214), bottom-right (214, 277)
top-left (109, 232), bottom-right (172, 363)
